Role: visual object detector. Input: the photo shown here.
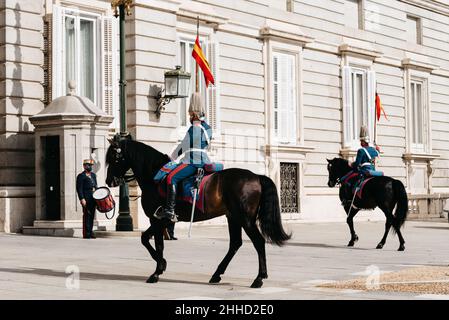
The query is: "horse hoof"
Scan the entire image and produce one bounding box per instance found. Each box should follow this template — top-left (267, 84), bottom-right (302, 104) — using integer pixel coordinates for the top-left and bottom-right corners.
top-left (146, 274), bottom-right (159, 283)
top-left (209, 274), bottom-right (222, 284)
top-left (347, 242), bottom-right (355, 247)
top-left (398, 245), bottom-right (405, 251)
top-left (354, 235), bottom-right (359, 242)
top-left (250, 278), bottom-right (263, 288)
top-left (376, 243), bottom-right (384, 249)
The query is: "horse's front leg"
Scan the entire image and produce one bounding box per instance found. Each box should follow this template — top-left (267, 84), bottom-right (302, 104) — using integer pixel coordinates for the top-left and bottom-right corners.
top-left (141, 225), bottom-right (157, 259)
top-left (345, 206), bottom-right (359, 247)
top-left (147, 223), bottom-right (167, 283)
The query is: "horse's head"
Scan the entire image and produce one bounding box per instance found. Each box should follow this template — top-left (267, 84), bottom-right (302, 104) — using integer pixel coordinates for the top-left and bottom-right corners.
top-left (106, 133), bottom-right (133, 188)
top-left (326, 157), bottom-right (351, 188)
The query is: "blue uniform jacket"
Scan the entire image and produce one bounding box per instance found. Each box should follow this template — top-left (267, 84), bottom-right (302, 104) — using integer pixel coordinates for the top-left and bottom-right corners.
top-left (352, 146), bottom-right (379, 173)
top-left (76, 172), bottom-right (98, 203)
top-left (172, 120), bottom-right (212, 168)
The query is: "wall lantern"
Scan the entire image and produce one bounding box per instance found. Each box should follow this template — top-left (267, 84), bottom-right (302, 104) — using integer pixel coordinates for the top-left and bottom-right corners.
top-left (155, 66), bottom-right (191, 118)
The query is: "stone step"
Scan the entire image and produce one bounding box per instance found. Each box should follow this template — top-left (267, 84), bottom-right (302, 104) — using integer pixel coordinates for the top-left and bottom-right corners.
top-left (22, 226), bottom-right (82, 237)
top-left (94, 230), bottom-right (142, 238)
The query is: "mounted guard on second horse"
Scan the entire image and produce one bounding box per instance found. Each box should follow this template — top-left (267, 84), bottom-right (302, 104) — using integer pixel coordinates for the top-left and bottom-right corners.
top-left (327, 125), bottom-right (408, 251)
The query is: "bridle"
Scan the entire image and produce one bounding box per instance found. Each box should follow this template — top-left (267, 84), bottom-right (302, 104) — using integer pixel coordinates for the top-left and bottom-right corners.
top-left (110, 143), bottom-right (136, 185)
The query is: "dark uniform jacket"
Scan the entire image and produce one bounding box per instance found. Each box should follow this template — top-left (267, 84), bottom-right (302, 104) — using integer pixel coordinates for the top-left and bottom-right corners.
top-left (76, 172), bottom-right (98, 203)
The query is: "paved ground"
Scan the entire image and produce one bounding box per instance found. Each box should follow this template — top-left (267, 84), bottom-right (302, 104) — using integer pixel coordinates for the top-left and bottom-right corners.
top-left (1, 220), bottom-right (448, 300)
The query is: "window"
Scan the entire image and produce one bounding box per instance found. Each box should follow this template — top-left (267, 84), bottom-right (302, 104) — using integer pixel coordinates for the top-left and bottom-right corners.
top-left (179, 38), bottom-right (207, 127)
top-left (273, 52), bottom-right (297, 144)
top-left (342, 66), bottom-right (376, 148)
top-left (406, 15), bottom-right (422, 44)
top-left (64, 15), bottom-right (96, 101)
top-left (178, 36), bottom-right (220, 131)
top-left (52, 6), bottom-right (118, 125)
top-left (345, 0), bottom-right (364, 29)
top-left (286, 0), bottom-right (294, 12)
top-left (410, 79), bottom-right (426, 151)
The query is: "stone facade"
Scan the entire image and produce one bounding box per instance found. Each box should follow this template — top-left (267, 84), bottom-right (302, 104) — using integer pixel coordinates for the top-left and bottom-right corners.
top-left (2, 0), bottom-right (449, 232)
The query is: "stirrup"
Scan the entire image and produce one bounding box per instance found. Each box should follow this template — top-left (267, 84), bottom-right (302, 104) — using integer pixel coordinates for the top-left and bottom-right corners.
top-left (153, 207), bottom-right (178, 222)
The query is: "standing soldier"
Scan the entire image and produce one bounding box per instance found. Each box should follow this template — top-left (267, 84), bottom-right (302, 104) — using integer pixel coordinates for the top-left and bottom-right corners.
top-left (76, 159), bottom-right (98, 239)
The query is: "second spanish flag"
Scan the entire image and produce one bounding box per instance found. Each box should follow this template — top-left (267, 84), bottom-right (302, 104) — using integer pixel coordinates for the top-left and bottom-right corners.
top-left (375, 92), bottom-right (388, 121)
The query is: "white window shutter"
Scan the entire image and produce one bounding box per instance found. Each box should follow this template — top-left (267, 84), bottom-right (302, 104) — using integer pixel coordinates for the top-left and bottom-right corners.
top-left (342, 66), bottom-right (353, 146)
top-left (273, 53), bottom-right (297, 144)
top-left (367, 70), bottom-right (376, 142)
top-left (52, 5), bottom-right (64, 100)
top-left (273, 55), bottom-right (279, 135)
top-left (278, 54), bottom-right (297, 144)
top-left (101, 15), bottom-right (118, 128)
top-left (207, 41), bottom-right (220, 132)
top-left (286, 54), bottom-right (296, 144)
top-left (279, 54), bottom-right (288, 143)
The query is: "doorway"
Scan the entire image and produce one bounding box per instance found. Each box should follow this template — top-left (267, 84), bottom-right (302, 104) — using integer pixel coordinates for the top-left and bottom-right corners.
top-left (43, 136), bottom-right (60, 220)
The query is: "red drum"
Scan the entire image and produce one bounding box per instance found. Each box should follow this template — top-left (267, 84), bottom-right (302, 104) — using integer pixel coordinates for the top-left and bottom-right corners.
top-left (93, 187), bottom-right (116, 219)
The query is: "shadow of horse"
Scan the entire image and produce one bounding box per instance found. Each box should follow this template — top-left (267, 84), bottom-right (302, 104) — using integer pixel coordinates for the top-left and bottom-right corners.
top-left (0, 267), bottom-right (242, 287)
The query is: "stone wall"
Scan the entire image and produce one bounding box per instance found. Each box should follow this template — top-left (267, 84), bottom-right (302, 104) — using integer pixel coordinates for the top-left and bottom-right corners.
top-left (0, 0), bottom-right (44, 232)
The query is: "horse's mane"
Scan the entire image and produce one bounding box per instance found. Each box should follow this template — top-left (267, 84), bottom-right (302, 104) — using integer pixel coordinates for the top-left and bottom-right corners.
top-left (336, 157), bottom-right (350, 167)
top-left (106, 139), bottom-right (170, 183)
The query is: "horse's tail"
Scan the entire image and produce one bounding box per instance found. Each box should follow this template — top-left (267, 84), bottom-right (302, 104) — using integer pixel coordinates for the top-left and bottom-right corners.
top-left (257, 175), bottom-right (291, 246)
top-left (392, 179), bottom-right (408, 232)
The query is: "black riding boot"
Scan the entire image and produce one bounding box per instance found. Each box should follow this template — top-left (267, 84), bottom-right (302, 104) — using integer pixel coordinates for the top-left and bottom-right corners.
top-left (154, 184), bottom-right (178, 222)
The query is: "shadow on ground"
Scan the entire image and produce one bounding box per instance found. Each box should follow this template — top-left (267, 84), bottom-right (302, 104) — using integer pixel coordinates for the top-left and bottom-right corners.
top-left (0, 267), bottom-right (216, 286)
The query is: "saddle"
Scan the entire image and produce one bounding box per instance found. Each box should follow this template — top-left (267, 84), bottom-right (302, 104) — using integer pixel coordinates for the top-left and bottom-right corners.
top-left (155, 162), bottom-right (224, 213)
top-left (341, 171), bottom-right (375, 199)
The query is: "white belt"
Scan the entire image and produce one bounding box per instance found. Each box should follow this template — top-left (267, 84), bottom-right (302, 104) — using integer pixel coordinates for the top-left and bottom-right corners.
top-left (361, 162), bottom-right (372, 167)
top-left (175, 148), bottom-right (208, 164)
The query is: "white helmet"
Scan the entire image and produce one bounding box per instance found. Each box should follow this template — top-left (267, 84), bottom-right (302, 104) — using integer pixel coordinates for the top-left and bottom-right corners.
top-left (188, 92), bottom-right (204, 118)
top-left (359, 125), bottom-right (370, 143)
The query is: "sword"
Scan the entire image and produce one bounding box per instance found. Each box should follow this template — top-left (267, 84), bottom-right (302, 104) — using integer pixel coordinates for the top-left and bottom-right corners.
top-left (188, 168), bottom-right (204, 238)
top-left (188, 187), bottom-right (198, 238)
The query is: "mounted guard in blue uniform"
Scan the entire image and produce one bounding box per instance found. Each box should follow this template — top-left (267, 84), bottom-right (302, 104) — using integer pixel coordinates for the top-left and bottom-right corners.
top-left (351, 125), bottom-right (383, 177)
top-left (154, 92), bottom-right (212, 222)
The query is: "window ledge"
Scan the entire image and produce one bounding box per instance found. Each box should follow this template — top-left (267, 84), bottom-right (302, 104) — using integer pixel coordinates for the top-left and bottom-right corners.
top-left (265, 144), bottom-right (315, 154)
top-left (402, 152), bottom-right (440, 162)
top-left (402, 58), bottom-right (439, 73)
top-left (259, 19), bottom-right (314, 45)
top-left (340, 147), bottom-right (358, 159)
top-left (339, 43), bottom-right (383, 60)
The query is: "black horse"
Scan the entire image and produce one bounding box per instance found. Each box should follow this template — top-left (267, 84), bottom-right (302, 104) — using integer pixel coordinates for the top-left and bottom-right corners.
top-left (105, 134), bottom-right (291, 288)
top-left (326, 158), bottom-right (408, 251)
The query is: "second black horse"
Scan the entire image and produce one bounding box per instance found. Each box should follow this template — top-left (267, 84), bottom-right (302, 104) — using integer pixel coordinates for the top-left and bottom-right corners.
top-left (327, 157), bottom-right (408, 251)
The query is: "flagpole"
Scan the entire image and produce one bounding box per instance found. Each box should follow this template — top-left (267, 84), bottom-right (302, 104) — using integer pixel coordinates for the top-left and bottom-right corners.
top-left (374, 91), bottom-right (378, 146)
top-left (196, 16), bottom-right (199, 93)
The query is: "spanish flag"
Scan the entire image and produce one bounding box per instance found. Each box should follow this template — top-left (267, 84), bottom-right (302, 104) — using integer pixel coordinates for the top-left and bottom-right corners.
top-left (192, 36), bottom-right (215, 87)
top-left (375, 92), bottom-right (388, 121)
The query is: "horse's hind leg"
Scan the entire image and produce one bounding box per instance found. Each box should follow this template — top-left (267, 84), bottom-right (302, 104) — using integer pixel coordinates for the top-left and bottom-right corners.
top-left (376, 211), bottom-right (393, 249)
top-left (394, 225), bottom-right (406, 251)
top-left (209, 218), bottom-right (242, 284)
top-left (147, 223), bottom-right (167, 283)
top-left (346, 207), bottom-right (360, 247)
top-left (242, 222), bottom-right (267, 288)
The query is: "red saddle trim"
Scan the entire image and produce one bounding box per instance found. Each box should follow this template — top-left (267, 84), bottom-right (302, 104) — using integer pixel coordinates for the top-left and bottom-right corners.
top-left (356, 177), bottom-right (374, 199)
top-left (157, 173), bottom-right (214, 213)
top-left (342, 172), bottom-right (359, 185)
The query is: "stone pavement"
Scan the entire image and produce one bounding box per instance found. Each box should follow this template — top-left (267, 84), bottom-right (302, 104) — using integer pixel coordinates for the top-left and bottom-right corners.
top-left (0, 220), bottom-right (448, 300)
